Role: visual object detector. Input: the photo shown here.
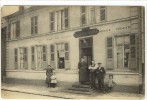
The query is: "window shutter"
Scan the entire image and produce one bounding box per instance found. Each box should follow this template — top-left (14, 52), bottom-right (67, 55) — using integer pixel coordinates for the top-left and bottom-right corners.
top-left (50, 44), bottom-right (56, 69)
top-left (31, 46), bottom-right (36, 70)
top-left (42, 45), bottom-right (48, 69)
top-left (16, 21), bottom-right (20, 38)
top-left (23, 48), bottom-right (28, 70)
top-left (8, 24), bottom-right (11, 40)
top-left (65, 43), bottom-right (70, 70)
top-left (106, 37), bottom-right (113, 70)
top-left (14, 48), bottom-right (18, 69)
top-left (129, 34), bottom-right (137, 69)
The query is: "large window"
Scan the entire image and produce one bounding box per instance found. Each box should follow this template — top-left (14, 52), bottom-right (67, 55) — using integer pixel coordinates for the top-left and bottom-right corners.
top-left (81, 6), bottom-right (87, 25)
top-left (11, 21), bottom-right (20, 39)
top-left (50, 12), bottom-right (55, 32)
top-left (31, 16), bottom-right (38, 35)
top-left (100, 6), bottom-right (106, 21)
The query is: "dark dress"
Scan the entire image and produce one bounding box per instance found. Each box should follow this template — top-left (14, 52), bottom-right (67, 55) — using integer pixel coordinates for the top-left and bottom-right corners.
top-left (78, 61), bottom-right (89, 82)
top-left (46, 68), bottom-right (53, 84)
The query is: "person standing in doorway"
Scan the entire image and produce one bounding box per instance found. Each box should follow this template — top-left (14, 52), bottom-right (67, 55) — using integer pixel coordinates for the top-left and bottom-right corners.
top-left (96, 62), bottom-right (106, 93)
top-left (89, 60), bottom-right (98, 90)
top-left (45, 65), bottom-right (53, 87)
top-left (78, 58), bottom-right (88, 84)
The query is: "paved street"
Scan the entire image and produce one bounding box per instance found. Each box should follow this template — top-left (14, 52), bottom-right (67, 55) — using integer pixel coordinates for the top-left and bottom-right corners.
top-left (2, 90), bottom-right (59, 99)
top-left (1, 83), bottom-right (145, 100)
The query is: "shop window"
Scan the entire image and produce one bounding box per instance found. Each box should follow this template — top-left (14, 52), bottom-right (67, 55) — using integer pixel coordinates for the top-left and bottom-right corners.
top-left (50, 12), bottom-right (55, 32)
top-left (81, 6), bottom-right (87, 25)
top-left (100, 6), bottom-right (106, 21)
top-left (31, 16), bottom-right (38, 35)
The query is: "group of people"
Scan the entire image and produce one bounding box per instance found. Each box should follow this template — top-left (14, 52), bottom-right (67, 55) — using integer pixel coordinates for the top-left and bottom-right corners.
top-left (78, 58), bottom-right (116, 93)
top-left (45, 65), bottom-right (57, 88)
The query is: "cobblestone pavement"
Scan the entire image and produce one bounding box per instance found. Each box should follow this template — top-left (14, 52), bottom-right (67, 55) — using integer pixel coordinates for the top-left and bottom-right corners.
top-left (1, 83), bottom-right (145, 100)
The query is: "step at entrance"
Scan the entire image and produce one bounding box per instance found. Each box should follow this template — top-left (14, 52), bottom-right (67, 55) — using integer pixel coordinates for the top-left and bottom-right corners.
top-left (62, 82), bottom-right (95, 95)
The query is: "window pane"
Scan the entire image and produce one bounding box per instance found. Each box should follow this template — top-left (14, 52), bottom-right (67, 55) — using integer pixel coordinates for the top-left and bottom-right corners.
top-left (16, 21), bottom-right (20, 38)
top-left (64, 8), bottom-right (68, 18)
top-left (130, 47), bottom-right (136, 58)
top-left (130, 34), bottom-right (135, 45)
top-left (31, 47), bottom-right (34, 53)
top-left (51, 45), bottom-right (54, 52)
top-left (51, 53), bottom-right (54, 61)
top-left (43, 54), bottom-right (46, 61)
top-left (32, 55), bottom-right (34, 62)
top-left (15, 56), bottom-right (17, 62)
top-left (42, 46), bottom-right (46, 53)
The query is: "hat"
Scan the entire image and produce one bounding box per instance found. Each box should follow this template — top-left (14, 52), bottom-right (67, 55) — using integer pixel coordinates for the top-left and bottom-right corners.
top-left (98, 62), bottom-right (102, 64)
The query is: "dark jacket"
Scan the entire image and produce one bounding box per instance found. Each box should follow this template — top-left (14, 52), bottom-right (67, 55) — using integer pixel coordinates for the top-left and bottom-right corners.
top-left (96, 67), bottom-right (106, 79)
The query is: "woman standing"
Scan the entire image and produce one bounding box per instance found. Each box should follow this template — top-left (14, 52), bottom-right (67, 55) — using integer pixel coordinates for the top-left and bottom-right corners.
top-left (46, 65), bottom-right (53, 87)
top-left (78, 58), bottom-right (88, 84)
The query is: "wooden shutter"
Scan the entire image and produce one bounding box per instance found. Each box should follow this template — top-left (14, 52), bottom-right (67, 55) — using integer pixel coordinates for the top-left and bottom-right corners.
top-left (50, 44), bottom-right (56, 69)
top-left (129, 34), bottom-right (137, 69)
top-left (23, 48), bottom-right (28, 69)
top-left (31, 46), bottom-right (36, 70)
top-left (14, 48), bottom-right (18, 69)
top-left (42, 45), bottom-right (48, 69)
top-left (64, 43), bottom-right (70, 70)
top-left (106, 37), bottom-right (113, 70)
top-left (16, 21), bottom-right (20, 38)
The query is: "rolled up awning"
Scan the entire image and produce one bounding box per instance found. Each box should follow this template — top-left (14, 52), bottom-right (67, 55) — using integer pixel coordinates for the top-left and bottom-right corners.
top-left (74, 27), bottom-right (99, 38)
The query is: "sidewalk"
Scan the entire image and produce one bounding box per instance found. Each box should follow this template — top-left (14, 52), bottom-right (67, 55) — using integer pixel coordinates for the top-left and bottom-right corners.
top-left (1, 83), bottom-right (144, 100)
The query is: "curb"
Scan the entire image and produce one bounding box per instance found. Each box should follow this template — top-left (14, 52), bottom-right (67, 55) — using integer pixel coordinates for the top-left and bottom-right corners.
top-left (2, 88), bottom-right (72, 99)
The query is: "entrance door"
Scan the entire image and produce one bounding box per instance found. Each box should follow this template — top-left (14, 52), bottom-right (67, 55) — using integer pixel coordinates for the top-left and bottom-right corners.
top-left (79, 37), bottom-right (93, 67)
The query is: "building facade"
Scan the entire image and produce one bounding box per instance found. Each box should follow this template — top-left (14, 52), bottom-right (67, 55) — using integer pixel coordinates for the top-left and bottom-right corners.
top-left (3, 6), bottom-right (144, 92)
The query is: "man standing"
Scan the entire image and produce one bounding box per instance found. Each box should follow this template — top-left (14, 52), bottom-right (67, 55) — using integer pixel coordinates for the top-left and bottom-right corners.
top-left (78, 58), bottom-right (88, 84)
top-left (89, 60), bottom-right (98, 90)
top-left (96, 62), bottom-right (106, 93)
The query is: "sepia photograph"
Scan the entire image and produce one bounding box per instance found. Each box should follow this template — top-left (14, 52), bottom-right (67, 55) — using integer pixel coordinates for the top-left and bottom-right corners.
top-left (1, 4), bottom-right (145, 99)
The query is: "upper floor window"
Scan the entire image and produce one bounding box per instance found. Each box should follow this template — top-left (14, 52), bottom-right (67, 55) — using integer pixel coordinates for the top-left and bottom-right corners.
top-left (7, 24), bottom-right (11, 40)
top-left (81, 6), bottom-right (87, 25)
top-left (100, 6), bottom-right (106, 21)
top-left (61, 8), bottom-right (69, 29)
top-left (31, 16), bottom-right (38, 35)
top-left (90, 7), bottom-right (96, 24)
top-left (11, 21), bottom-right (20, 39)
top-left (50, 12), bottom-right (55, 32)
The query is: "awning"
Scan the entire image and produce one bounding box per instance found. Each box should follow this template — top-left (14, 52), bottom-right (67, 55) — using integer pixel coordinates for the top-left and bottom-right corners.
top-left (74, 27), bottom-right (99, 38)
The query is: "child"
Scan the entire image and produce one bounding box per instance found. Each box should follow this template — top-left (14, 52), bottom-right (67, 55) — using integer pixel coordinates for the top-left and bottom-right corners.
top-left (107, 74), bottom-right (116, 92)
top-left (50, 72), bottom-right (57, 88)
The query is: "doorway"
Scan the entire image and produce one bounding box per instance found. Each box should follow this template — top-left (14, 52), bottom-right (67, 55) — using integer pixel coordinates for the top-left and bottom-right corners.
top-left (79, 37), bottom-right (93, 68)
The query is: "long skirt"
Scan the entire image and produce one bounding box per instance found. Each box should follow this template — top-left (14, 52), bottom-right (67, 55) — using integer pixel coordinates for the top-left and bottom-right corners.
top-left (79, 67), bottom-right (89, 82)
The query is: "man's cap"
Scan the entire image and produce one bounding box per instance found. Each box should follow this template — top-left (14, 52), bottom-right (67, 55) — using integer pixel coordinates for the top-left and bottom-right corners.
top-left (98, 62), bottom-right (102, 64)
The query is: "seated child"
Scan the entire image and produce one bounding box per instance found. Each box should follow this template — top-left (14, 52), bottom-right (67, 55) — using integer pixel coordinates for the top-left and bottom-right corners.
top-left (50, 72), bottom-right (57, 88)
top-left (107, 74), bottom-right (116, 92)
